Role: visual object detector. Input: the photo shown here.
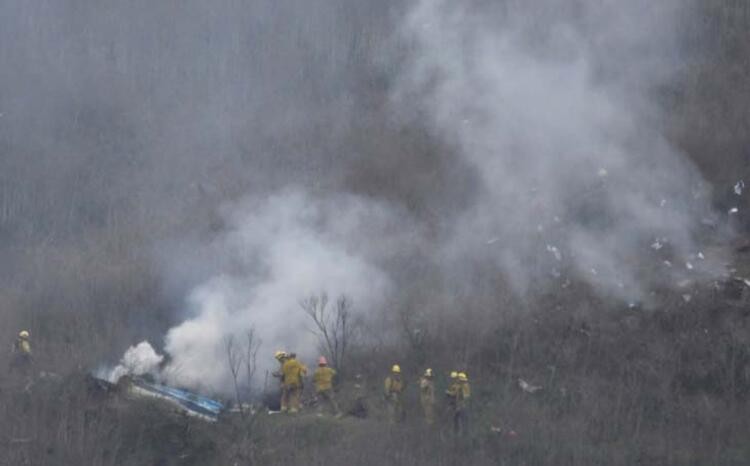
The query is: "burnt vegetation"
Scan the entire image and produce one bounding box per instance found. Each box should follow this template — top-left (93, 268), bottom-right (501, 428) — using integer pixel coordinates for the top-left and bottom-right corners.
top-left (1, 1), bottom-right (750, 465)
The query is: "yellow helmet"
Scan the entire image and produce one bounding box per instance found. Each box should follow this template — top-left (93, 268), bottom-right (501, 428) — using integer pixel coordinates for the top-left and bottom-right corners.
top-left (391, 364), bottom-right (401, 374)
top-left (424, 368), bottom-right (433, 377)
top-left (450, 371), bottom-right (458, 379)
top-left (18, 330), bottom-right (29, 339)
top-left (274, 350), bottom-right (287, 361)
top-left (458, 372), bottom-right (468, 382)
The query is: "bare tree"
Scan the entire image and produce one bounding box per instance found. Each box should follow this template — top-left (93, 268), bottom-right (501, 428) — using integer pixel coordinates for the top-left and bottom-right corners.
top-left (224, 334), bottom-right (245, 416)
top-left (300, 292), bottom-right (355, 375)
top-left (225, 326), bottom-right (263, 419)
top-left (244, 328), bottom-right (262, 400)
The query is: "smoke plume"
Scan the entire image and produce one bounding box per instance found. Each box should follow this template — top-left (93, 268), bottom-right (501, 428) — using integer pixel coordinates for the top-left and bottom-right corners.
top-left (394, 0), bottom-right (717, 300)
top-left (7, 0), bottom-right (718, 393)
top-left (107, 341), bottom-right (164, 383)
top-left (162, 190), bottom-right (393, 391)
top-left (143, 0), bottom-right (725, 394)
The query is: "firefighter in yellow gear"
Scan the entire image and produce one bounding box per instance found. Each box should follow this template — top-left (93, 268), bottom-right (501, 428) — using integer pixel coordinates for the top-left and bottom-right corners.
top-left (10, 330), bottom-right (33, 377)
top-left (281, 353), bottom-right (307, 413)
top-left (445, 371), bottom-right (471, 434)
top-left (419, 368), bottom-right (435, 424)
top-left (313, 356), bottom-right (341, 417)
top-left (272, 350), bottom-right (288, 412)
top-left (383, 364), bottom-right (405, 423)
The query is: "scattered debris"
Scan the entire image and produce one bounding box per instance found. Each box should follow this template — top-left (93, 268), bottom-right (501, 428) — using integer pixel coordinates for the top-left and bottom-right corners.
top-left (663, 260), bottom-right (672, 267)
top-left (729, 207), bottom-right (739, 215)
top-left (546, 245), bottom-right (562, 261)
top-left (115, 376), bottom-right (224, 422)
top-left (682, 294), bottom-right (692, 303)
top-left (590, 268), bottom-right (598, 276)
top-left (651, 239), bottom-right (664, 250)
top-left (686, 262), bottom-right (694, 270)
top-left (486, 237), bottom-right (500, 245)
top-left (698, 252), bottom-right (705, 260)
top-left (735, 180), bottom-right (745, 195)
top-left (660, 199), bottom-right (667, 207)
top-left (518, 378), bottom-right (543, 394)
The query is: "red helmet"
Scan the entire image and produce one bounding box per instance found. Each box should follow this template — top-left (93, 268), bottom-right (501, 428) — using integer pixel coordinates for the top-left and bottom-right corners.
top-left (318, 356), bottom-right (328, 366)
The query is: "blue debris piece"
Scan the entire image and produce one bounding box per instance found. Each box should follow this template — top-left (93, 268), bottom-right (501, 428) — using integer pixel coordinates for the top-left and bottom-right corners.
top-left (131, 378), bottom-right (224, 420)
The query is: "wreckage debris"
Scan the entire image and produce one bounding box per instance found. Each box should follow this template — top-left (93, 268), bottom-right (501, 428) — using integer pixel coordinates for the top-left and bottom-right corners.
top-left (546, 245), bottom-right (562, 261)
top-left (105, 376), bottom-right (224, 422)
top-left (518, 378), bottom-right (542, 394)
top-left (735, 180), bottom-right (745, 196)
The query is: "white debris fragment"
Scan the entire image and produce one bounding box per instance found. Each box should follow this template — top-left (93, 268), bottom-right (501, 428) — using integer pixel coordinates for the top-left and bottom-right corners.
top-left (677, 279), bottom-right (692, 288)
top-left (486, 237), bottom-right (500, 245)
top-left (651, 240), bottom-right (663, 250)
top-left (550, 269), bottom-right (561, 278)
top-left (697, 252), bottom-right (705, 260)
top-left (546, 245), bottom-right (562, 261)
top-left (660, 199), bottom-right (667, 207)
top-left (682, 294), bottom-right (692, 303)
top-left (598, 168), bottom-right (608, 177)
top-left (518, 378), bottom-right (543, 394)
top-left (686, 262), bottom-right (694, 270)
top-left (729, 207), bottom-right (739, 214)
top-left (590, 268), bottom-right (598, 276)
top-left (735, 180), bottom-right (745, 196)
top-left (663, 260), bottom-right (672, 267)
top-left (628, 302), bottom-right (637, 309)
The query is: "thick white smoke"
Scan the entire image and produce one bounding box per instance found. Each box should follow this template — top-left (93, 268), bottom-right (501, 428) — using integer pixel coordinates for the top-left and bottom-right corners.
top-left (107, 341), bottom-right (164, 383)
top-left (396, 0), bottom-right (718, 300)
top-left (123, 0), bottom-right (725, 395)
top-left (161, 190), bottom-right (392, 392)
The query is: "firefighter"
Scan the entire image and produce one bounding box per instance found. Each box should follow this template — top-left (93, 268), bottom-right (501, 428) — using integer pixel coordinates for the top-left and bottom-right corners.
top-left (10, 330), bottom-right (33, 376)
top-left (383, 364), bottom-right (405, 423)
top-left (446, 371), bottom-right (471, 434)
top-left (281, 352), bottom-right (307, 413)
top-left (313, 356), bottom-right (341, 417)
top-left (419, 368), bottom-right (435, 424)
top-left (272, 350), bottom-right (288, 412)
